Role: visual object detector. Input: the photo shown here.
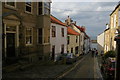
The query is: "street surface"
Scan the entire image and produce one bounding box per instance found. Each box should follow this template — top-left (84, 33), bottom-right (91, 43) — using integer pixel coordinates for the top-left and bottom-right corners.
top-left (61, 53), bottom-right (103, 80)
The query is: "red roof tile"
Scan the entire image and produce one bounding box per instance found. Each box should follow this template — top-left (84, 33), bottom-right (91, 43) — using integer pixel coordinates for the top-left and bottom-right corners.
top-left (76, 26), bottom-right (85, 32)
top-left (67, 27), bottom-right (80, 35)
top-left (50, 15), bottom-right (66, 26)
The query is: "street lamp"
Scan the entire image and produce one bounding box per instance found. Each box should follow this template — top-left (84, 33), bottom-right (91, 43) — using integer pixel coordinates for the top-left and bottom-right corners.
top-left (114, 29), bottom-right (120, 80)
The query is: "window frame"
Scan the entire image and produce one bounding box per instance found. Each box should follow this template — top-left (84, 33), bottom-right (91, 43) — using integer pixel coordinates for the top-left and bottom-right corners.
top-left (37, 28), bottom-right (43, 44)
top-left (5, 0), bottom-right (16, 9)
top-left (37, 2), bottom-right (44, 15)
top-left (71, 48), bottom-right (73, 53)
top-left (76, 36), bottom-right (78, 43)
top-left (61, 28), bottom-right (64, 37)
top-left (25, 0), bottom-right (33, 14)
top-left (37, 2), bottom-right (50, 15)
top-left (61, 44), bottom-right (64, 54)
top-left (43, 2), bottom-right (50, 15)
top-left (52, 26), bottom-right (56, 37)
top-left (25, 27), bottom-right (33, 46)
top-left (67, 36), bottom-right (70, 45)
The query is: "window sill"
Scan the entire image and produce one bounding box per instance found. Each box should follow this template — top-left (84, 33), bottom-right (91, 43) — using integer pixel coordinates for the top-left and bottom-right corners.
top-left (38, 14), bottom-right (50, 17)
top-left (43, 43), bottom-right (50, 45)
top-left (37, 43), bottom-right (50, 45)
top-left (25, 11), bottom-right (33, 15)
top-left (26, 44), bottom-right (33, 46)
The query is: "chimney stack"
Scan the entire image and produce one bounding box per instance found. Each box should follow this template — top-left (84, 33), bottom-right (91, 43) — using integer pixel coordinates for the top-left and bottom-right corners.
top-left (74, 21), bottom-right (76, 25)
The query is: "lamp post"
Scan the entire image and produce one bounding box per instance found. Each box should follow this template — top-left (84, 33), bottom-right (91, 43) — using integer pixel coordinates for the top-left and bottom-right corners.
top-left (114, 29), bottom-right (120, 80)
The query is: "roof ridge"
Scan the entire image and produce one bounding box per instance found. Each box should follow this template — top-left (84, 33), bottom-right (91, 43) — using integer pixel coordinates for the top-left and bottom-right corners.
top-left (50, 15), bottom-right (66, 26)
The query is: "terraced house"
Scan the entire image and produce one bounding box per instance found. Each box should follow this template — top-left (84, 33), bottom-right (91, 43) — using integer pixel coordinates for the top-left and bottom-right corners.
top-left (2, 1), bottom-right (51, 66)
top-left (67, 26), bottom-right (80, 56)
top-left (104, 3), bottom-right (120, 53)
top-left (109, 3), bottom-right (120, 51)
top-left (50, 15), bottom-right (67, 61)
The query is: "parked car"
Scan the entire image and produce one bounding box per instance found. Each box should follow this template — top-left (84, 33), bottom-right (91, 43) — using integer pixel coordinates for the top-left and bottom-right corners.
top-left (59, 53), bottom-right (68, 60)
top-left (101, 57), bottom-right (116, 78)
top-left (59, 53), bottom-right (77, 64)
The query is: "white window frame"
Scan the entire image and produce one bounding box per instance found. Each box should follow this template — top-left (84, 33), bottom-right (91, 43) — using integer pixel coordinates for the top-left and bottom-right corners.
top-left (37, 2), bottom-right (44, 15)
top-left (25, 27), bottom-right (33, 46)
top-left (25, 0), bottom-right (33, 14)
top-left (5, 0), bottom-right (16, 9)
top-left (43, 2), bottom-right (50, 15)
top-left (37, 2), bottom-right (50, 15)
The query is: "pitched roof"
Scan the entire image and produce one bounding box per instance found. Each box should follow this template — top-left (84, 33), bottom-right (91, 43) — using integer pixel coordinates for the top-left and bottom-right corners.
top-left (67, 27), bottom-right (80, 35)
top-left (110, 2), bottom-right (120, 16)
top-left (84, 32), bottom-right (90, 39)
top-left (76, 26), bottom-right (85, 32)
top-left (50, 15), bottom-right (66, 26)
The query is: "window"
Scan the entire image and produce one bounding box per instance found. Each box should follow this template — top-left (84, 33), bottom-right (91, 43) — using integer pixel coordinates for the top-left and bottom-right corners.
top-left (38, 28), bottom-right (42, 44)
top-left (51, 45), bottom-right (55, 60)
top-left (61, 45), bottom-right (64, 54)
top-left (76, 36), bottom-right (78, 43)
top-left (6, 2), bottom-right (15, 7)
top-left (71, 48), bottom-right (73, 53)
top-left (75, 46), bottom-right (78, 54)
top-left (52, 26), bottom-right (56, 37)
top-left (26, 27), bottom-right (33, 45)
top-left (44, 2), bottom-right (50, 15)
top-left (38, 2), bottom-right (42, 15)
top-left (37, 2), bottom-right (50, 15)
top-left (25, 0), bottom-right (32, 13)
top-left (61, 28), bottom-right (64, 37)
top-left (67, 36), bottom-right (70, 44)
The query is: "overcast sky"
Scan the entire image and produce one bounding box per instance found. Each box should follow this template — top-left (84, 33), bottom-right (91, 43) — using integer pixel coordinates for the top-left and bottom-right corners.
top-left (51, 0), bottom-right (119, 37)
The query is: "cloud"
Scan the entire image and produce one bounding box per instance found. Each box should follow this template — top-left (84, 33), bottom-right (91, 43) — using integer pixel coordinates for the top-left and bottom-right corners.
top-left (51, 2), bottom-right (118, 37)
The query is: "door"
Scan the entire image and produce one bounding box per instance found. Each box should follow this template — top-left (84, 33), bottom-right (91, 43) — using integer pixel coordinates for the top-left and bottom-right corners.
top-left (6, 33), bottom-right (15, 57)
top-left (52, 45), bottom-right (55, 60)
top-left (75, 46), bottom-right (78, 54)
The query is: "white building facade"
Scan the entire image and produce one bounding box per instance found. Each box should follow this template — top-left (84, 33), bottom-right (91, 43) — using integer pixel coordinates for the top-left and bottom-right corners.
top-left (50, 16), bottom-right (67, 61)
top-left (97, 32), bottom-right (104, 54)
top-left (84, 34), bottom-right (90, 54)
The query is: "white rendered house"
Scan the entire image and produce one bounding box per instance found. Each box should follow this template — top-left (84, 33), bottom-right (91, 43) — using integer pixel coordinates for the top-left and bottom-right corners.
top-left (50, 15), bottom-right (67, 61)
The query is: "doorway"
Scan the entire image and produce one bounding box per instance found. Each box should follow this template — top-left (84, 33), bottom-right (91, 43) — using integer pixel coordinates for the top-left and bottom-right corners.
top-left (52, 45), bottom-right (55, 60)
top-left (6, 33), bottom-right (16, 57)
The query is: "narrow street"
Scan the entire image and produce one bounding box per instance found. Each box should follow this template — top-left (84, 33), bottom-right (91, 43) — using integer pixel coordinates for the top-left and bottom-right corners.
top-left (60, 53), bottom-right (103, 79)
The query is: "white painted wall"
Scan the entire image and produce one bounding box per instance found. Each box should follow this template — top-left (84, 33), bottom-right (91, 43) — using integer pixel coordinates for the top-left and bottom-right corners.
top-left (50, 23), bottom-right (67, 61)
top-left (80, 32), bottom-right (85, 54)
top-left (84, 38), bottom-right (90, 54)
top-left (97, 32), bottom-right (104, 54)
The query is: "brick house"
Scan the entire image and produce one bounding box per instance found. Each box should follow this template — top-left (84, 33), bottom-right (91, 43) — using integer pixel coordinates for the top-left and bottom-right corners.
top-left (2, 1), bottom-right (51, 66)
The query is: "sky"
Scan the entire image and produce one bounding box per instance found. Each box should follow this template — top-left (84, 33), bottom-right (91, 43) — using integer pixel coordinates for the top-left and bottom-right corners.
top-left (51, 0), bottom-right (119, 38)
